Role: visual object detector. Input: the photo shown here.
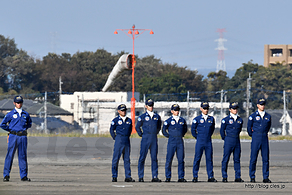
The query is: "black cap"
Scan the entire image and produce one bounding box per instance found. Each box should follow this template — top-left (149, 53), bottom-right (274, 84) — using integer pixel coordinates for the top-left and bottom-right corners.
top-left (200, 102), bottom-right (209, 109)
top-left (145, 99), bottom-right (154, 106)
top-left (171, 104), bottom-right (180, 111)
top-left (14, 96), bottom-right (23, 103)
top-left (117, 104), bottom-right (127, 111)
top-left (257, 98), bottom-right (266, 105)
top-left (229, 102), bottom-right (239, 109)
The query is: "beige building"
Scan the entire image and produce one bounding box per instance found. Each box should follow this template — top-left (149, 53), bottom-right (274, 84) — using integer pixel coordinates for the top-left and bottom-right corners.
top-left (264, 44), bottom-right (292, 67)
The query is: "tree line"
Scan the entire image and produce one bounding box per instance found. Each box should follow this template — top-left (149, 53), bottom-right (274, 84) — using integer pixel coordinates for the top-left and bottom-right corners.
top-left (0, 34), bottom-right (291, 111)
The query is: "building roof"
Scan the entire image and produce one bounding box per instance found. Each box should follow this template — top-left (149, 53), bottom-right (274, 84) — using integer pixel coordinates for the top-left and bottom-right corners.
top-left (265, 109), bottom-right (283, 129)
top-left (0, 99), bottom-right (72, 116)
top-left (0, 99), bottom-right (35, 110)
top-left (26, 102), bottom-right (73, 116)
top-left (0, 117), bottom-right (82, 133)
top-left (30, 117), bottom-right (81, 132)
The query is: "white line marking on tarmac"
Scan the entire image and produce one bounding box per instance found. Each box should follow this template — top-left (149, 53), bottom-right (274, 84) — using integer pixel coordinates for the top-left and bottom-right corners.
top-left (112, 185), bottom-right (133, 188)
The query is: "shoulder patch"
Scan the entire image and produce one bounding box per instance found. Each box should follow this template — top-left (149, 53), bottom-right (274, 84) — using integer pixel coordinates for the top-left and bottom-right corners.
top-left (249, 116), bottom-right (252, 120)
top-left (111, 121), bottom-right (115, 125)
top-left (222, 120), bottom-right (225, 124)
top-left (138, 117), bottom-right (141, 121)
top-left (164, 121), bottom-right (168, 125)
top-left (193, 119), bottom-right (197, 123)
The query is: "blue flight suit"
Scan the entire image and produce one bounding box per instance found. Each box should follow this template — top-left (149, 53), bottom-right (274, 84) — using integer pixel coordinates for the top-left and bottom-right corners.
top-left (220, 115), bottom-right (243, 179)
top-left (247, 111), bottom-right (271, 180)
top-left (1, 108), bottom-right (32, 179)
top-left (162, 116), bottom-right (188, 179)
top-left (110, 116), bottom-right (133, 179)
top-left (136, 112), bottom-right (162, 179)
top-left (191, 114), bottom-right (215, 179)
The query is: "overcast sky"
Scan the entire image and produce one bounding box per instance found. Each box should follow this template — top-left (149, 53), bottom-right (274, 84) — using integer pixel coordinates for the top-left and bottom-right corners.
top-left (1, 0), bottom-right (291, 77)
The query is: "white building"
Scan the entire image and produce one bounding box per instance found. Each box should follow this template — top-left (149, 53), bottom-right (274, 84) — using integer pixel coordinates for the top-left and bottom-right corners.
top-left (60, 91), bottom-right (229, 134)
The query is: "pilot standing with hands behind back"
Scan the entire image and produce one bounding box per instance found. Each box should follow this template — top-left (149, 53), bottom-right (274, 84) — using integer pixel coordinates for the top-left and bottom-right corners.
top-left (191, 102), bottom-right (217, 183)
top-left (248, 98), bottom-right (272, 183)
top-left (136, 99), bottom-right (162, 182)
top-left (110, 104), bottom-right (135, 182)
top-left (1, 95), bottom-right (32, 182)
top-left (162, 104), bottom-right (188, 182)
top-left (220, 102), bottom-right (244, 183)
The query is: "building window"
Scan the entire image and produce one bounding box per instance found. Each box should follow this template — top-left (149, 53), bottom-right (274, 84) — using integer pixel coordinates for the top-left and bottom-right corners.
top-left (180, 110), bottom-right (187, 117)
top-left (70, 103), bottom-right (74, 109)
top-left (271, 49), bottom-right (283, 57)
top-left (165, 110), bottom-right (172, 117)
top-left (290, 49), bottom-right (292, 57)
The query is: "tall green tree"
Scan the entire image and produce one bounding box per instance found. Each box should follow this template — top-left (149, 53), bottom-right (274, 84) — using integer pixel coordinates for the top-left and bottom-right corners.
top-left (206, 70), bottom-right (229, 92)
top-left (4, 50), bottom-right (39, 93)
top-left (0, 35), bottom-right (19, 92)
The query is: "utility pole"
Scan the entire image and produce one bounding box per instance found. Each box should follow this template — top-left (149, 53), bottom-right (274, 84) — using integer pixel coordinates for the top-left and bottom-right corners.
top-left (81, 94), bottom-right (85, 134)
top-left (246, 73), bottom-right (252, 118)
top-left (220, 89), bottom-right (224, 120)
top-left (59, 76), bottom-right (63, 106)
top-left (143, 94), bottom-right (146, 112)
top-left (282, 90), bottom-right (287, 135)
top-left (96, 99), bottom-right (99, 134)
top-left (187, 91), bottom-right (190, 123)
top-left (44, 91), bottom-right (48, 134)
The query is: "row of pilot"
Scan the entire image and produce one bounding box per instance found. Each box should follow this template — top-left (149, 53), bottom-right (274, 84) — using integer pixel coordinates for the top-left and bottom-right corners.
top-left (110, 98), bottom-right (272, 183)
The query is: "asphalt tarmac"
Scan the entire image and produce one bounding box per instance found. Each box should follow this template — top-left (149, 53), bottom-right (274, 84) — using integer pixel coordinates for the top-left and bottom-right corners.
top-left (0, 136), bottom-right (291, 195)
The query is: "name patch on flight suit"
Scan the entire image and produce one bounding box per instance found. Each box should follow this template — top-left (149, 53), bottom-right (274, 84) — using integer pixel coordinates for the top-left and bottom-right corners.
top-left (126, 121), bottom-right (131, 124)
top-left (237, 121), bottom-right (242, 124)
top-left (179, 122), bottom-right (183, 125)
top-left (154, 117), bottom-right (158, 120)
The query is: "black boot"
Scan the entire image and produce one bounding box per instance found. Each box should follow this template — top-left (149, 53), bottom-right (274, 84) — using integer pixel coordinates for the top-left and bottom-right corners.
top-left (3, 176), bottom-right (9, 182)
top-left (21, 176), bottom-right (31, 182)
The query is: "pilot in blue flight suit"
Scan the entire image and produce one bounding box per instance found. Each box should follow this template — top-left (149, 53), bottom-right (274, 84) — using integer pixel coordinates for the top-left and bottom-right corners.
top-left (162, 104), bottom-right (188, 182)
top-left (1, 96), bottom-right (32, 182)
top-left (220, 102), bottom-right (244, 183)
top-left (110, 104), bottom-right (135, 182)
top-left (191, 102), bottom-right (217, 182)
top-left (248, 98), bottom-right (272, 183)
top-left (136, 99), bottom-right (162, 182)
